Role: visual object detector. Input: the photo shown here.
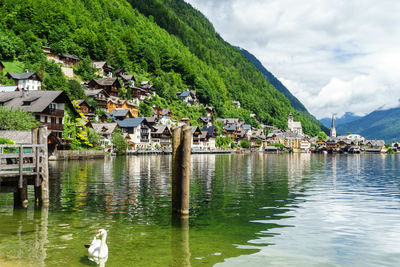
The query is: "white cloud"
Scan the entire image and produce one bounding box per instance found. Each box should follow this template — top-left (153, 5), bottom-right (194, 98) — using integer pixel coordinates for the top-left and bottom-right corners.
top-left (185, 0), bottom-right (400, 119)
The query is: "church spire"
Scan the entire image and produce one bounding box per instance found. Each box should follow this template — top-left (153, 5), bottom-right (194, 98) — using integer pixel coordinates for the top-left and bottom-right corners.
top-left (330, 113), bottom-right (336, 138)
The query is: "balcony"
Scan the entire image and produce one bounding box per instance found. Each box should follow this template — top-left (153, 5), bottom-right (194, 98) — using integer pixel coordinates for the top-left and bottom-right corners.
top-left (141, 139), bottom-right (149, 143)
top-left (44, 109), bottom-right (64, 117)
top-left (43, 123), bottom-right (63, 131)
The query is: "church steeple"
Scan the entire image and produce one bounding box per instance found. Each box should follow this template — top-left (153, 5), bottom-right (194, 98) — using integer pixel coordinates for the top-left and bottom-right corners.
top-left (330, 113), bottom-right (336, 138)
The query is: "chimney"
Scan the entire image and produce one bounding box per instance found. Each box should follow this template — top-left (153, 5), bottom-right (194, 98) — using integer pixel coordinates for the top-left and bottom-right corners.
top-left (25, 69), bottom-right (29, 73)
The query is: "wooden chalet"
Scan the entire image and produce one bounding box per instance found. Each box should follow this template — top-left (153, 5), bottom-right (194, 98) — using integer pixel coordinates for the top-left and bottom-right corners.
top-left (88, 78), bottom-right (121, 97)
top-left (151, 125), bottom-right (171, 147)
top-left (84, 89), bottom-right (109, 109)
top-left (191, 126), bottom-right (201, 146)
top-left (76, 99), bottom-right (95, 120)
top-left (0, 91), bottom-right (73, 138)
top-left (101, 108), bottom-right (135, 122)
top-left (59, 53), bottom-right (80, 65)
top-left (116, 69), bottom-right (135, 87)
top-left (107, 99), bottom-right (138, 117)
top-left (6, 71), bottom-right (42, 91)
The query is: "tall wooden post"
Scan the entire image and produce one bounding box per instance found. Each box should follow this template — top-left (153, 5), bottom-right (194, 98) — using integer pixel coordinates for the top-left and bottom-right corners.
top-left (180, 126), bottom-right (192, 216)
top-left (38, 126), bottom-right (49, 206)
top-left (172, 126), bottom-right (183, 214)
top-left (172, 125), bottom-right (192, 216)
top-left (32, 127), bottom-right (42, 206)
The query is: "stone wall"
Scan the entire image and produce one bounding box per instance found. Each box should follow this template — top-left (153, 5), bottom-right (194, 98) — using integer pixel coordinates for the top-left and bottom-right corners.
top-left (50, 150), bottom-right (105, 160)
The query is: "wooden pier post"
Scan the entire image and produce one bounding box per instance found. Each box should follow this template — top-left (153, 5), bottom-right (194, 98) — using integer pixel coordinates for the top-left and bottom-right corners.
top-left (172, 125), bottom-right (192, 216)
top-left (38, 126), bottom-right (49, 206)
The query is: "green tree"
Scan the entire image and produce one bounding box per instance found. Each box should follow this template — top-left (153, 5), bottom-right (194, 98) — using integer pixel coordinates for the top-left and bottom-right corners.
top-left (318, 131), bottom-right (327, 140)
top-left (111, 128), bottom-right (128, 154)
top-left (139, 103), bottom-right (154, 117)
top-left (87, 128), bottom-right (101, 147)
top-left (0, 107), bottom-right (38, 130)
top-left (239, 139), bottom-right (251, 149)
top-left (74, 56), bottom-right (96, 81)
top-left (68, 80), bottom-right (85, 100)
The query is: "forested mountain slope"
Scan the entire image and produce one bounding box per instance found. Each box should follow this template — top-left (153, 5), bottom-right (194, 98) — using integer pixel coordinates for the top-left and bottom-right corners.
top-left (0, 0), bottom-right (322, 135)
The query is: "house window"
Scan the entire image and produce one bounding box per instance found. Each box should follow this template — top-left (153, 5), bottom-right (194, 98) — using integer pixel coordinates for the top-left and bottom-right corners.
top-left (59, 118), bottom-right (62, 124)
top-left (49, 103), bottom-right (57, 110)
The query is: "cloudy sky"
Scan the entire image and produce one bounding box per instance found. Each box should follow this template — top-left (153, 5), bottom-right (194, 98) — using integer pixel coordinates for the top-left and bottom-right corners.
top-left (185, 0), bottom-right (400, 119)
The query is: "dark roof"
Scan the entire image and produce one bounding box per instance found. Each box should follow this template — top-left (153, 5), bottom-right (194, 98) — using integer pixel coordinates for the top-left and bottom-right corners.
top-left (242, 124), bottom-right (251, 131)
top-left (177, 90), bottom-right (191, 98)
top-left (0, 91), bottom-right (68, 113)
top-left (200, 130), bottom-right (209, 139)
top-left (110, 109), bottom-right (130, 117)
top-left (199, 116), bottom-right (209, 123)
top-left (202, 126), bottom-right (216, 136)
top-left (91, 123), bottom-right (117, 136)
top-left (152, 125), bottom-right (168, 135)
top-left (119, 74), bottom-right (134, 81)
top-left (60, 53), bottom-right (79, 61)
top-left (117, 118), bottom-right (145, 128)
top-left (145, 116), bottom-right (157, 124)
top-left (84, 89), bottom-right (109, 97)
top-left (6, 72), bottom-right (42, 81)
top-left (224, 125), bottom-right (236, 131)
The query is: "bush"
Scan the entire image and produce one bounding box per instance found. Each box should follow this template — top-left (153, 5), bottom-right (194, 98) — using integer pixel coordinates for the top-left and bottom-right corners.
top-left (87, 128), bottom-right (101, 147)
top-left (239, 139), bottom-right (251, 149)
top-left (270, 143), bottom-right (285, 150)
top-left (0, 107), bottom-right (38, 130)
top-left (111, 128), bottom-right (128, 154)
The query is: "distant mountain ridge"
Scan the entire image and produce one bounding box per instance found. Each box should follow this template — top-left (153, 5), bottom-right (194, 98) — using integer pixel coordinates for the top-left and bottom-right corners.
top-left (239, 48), bottom-right (329, 133)
top-left (336, 107), bottom-right (400, 143)
top-left (320, 112), bottom-right (362, 128)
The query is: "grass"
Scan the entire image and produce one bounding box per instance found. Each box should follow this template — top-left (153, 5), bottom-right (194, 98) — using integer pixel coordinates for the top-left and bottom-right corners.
top-left (2, 61), bottom-right (25, 73)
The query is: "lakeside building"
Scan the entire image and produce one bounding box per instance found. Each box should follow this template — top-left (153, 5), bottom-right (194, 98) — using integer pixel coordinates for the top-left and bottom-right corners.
top-left (288, 112), bottom-right (303, 136)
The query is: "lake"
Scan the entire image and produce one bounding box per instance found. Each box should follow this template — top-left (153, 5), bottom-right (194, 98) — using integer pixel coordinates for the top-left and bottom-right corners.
top-left (1, 153), bottom-right (400, 266)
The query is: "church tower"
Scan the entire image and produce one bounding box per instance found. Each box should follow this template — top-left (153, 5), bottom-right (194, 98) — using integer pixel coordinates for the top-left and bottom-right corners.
top-left (288, 112), bottom-right (294, 131)
top-left (330, 113), bottom-right (336, 138)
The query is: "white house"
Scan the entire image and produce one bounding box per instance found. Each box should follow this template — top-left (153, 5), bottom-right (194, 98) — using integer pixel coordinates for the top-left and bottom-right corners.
top-left (6, 70), bottom-right (42, 91)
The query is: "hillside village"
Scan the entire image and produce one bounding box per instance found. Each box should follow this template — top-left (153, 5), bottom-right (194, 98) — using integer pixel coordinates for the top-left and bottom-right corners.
top-left (0, 48), bottom-right (395, 155)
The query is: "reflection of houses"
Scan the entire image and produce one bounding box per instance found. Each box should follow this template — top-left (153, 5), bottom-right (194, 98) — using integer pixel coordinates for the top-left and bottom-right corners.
top-left (0, 91), bottom-right (71, 138)
top-left (84, 89), bottom-right (109, 109)
top-left (176, 90), bottom-right (196, 105)
top-left (88, 78), bottom-right (121, 97)
top-left (151, 125), bottom-right (171, 148)
top-left (6, 70), bottom-right (42, 91)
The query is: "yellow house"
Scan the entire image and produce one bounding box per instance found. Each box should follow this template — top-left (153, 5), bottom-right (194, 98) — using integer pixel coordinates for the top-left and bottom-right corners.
top-left (107, 99), bottom-right (138, 118)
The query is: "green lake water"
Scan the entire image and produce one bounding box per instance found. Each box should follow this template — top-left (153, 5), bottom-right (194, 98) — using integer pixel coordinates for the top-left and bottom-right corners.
top-left (1, 153), bottom-right (400, 266)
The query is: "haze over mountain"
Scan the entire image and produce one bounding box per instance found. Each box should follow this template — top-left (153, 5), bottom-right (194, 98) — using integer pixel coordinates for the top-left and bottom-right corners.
top-left (336, 107), bottom-right (400, 143)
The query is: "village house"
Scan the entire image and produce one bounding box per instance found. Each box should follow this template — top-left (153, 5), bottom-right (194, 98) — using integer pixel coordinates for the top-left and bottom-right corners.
top-left (151, 125), bottom-right (172, 149)
top-left (88, 78), bottom-right (121, 97)
top-left (176, 90), bottom-right (196, 105)
top-left (76, 99), bottom-right (95, 121)
top-left (107, 98), bottom-right (138, 117)
top-left (0, 90), bottom-right (72, 138)
top-left (139, 81), bottom-right (156, 96)
top-left (205, 106), bottom-right (214, 117)
top-left (190, 126), bottom-right (202, 149)
top-left (41, 46), bottom-right (62, 63)
top-left (7, 70), bottom-right (42, 91)
top-left (116, 69), bottom-right (135, 88)
top-left (266, 131), bottom-right (285, 145)
top-left (91, 123), bottom-right (118, 150)
top-left (232, 100), bottom-right (241, 108)
top-left (283, 131), bottom-right (302, 150)
top-left (224, 125), bottom-right (238, 139)
top-left (117, 118), bottom-right (154, 150)
top-left (218, 118), bottom-right (240, 127)
top-left (84, 89), bottom-right (109, 109)
top-left (93, 61), bottom-right (114, 77)
top-left (198, 116), bottom-right (212, 127)
top-left (59, 53), bottom-right (80, 65)
top-left (144, 116), bottom-right (158, 127)
top-left (202, 126), bottom-right (217, 149)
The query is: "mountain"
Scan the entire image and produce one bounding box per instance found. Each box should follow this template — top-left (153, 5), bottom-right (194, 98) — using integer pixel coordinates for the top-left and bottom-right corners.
top-left (336, 107), bottom-right (400, 143)
top-left (320, 112), bottom-right (362, 128)
top-left (239, 48), bottom-right (329, 133)
top-left (0, 0), bottom-right (322, 135)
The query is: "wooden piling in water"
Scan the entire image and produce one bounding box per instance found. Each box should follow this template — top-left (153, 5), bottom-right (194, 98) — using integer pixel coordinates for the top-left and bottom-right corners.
top-left (172, 125), bottom-right (192, 216)
top-left (38, 126), bottom-right (49, 206)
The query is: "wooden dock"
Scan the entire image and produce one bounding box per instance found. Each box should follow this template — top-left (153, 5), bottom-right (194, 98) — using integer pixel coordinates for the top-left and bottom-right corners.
top-left (0, 126), bottom-right (49, 207)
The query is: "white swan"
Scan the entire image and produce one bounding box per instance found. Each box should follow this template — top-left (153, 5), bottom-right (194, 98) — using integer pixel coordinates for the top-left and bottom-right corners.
top-left (85, 229), bottom-right (108, 260)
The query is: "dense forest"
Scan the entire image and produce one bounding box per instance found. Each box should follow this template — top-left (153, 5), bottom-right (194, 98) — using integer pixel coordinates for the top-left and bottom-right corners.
top-left (0, 0), bottom-right (322, 135)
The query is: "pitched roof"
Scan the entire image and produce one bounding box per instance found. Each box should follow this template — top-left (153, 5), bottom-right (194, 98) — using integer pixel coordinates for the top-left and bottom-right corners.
top-left (177, 90), bottom-right (191, 98)
top-left (242, 124), bottom-right (251, 131)
top-left (92, 78), bottom-right (119, 86)
top-left (117, 118), bottom-right (145, 128)
top-left (202, 126), bottom-right (216, 136)
top-left (84, 89), bottom-right (108, 97)
top-left (0, 91), bottom-right (68, 113)
top-left (93, 61), bottom-right (106, 69)
top-left (152, 125), bottom-right (168, 134)
top-left (119, 74), bottom-right (134, 81)
top-left (200, 130), bottom-right (209, 139)
top-left (0, 86), bottom-right (18, 92)
top-left (224, 125), bottom-right (236, 131)
top-left (110, 108), bottom-right (130, 117)
top-left (60, 53), bottom-right (79, 60)
top-left (91, 123), bottom-right (117, 135)
top-left (7, 72), bottom-right (42, 81)
top-left (144, 116), bottom-right (157, 124)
